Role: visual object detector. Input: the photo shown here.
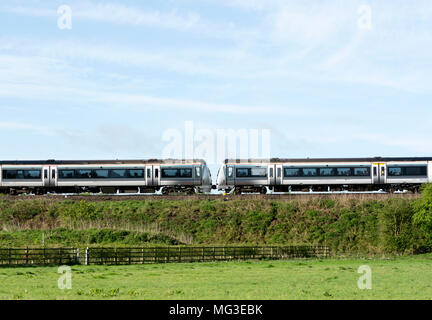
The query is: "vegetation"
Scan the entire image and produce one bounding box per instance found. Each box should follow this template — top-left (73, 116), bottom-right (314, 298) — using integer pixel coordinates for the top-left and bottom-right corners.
top-left (0, 189), bottom-right (431, 254)
top-left (0, 228), bottom-right (180, 247)
top-left (2, 254), bottom-right (432, 299)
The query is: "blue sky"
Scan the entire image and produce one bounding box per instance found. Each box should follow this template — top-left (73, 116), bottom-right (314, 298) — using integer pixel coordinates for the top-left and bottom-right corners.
top-left (1, 0), bottom-right (432, 175)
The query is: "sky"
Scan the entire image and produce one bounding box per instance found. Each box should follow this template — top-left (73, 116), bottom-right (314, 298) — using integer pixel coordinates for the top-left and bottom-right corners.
top-left (1, 0), bottom-right (432, 177)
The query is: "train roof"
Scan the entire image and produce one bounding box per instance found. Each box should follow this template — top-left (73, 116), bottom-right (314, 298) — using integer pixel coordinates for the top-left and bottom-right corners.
top-left (0, 159), bottom-right (207, 165)
top-left (224, 157), bottom-right (432, 164)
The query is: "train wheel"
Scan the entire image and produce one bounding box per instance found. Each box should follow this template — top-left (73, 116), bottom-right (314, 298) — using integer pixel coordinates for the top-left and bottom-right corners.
top-left (260, 187), bottom-right (267, 194)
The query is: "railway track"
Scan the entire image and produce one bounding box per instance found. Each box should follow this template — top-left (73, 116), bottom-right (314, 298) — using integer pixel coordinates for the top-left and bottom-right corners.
top-left (0, 192), bottom-right (420, 202)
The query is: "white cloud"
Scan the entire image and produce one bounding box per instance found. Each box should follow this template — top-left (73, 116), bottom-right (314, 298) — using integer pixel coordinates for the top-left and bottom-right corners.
top-left (0, 122), bottom-right (53, 135)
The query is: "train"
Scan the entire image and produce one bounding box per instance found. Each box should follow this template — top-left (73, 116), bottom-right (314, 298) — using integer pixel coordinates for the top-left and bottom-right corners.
top-left (216, 157), bottom-right (432, 194)
top-left (0, 159), bottom-right (212, 195)
top-left (0, 157), bottom-right (431, 195)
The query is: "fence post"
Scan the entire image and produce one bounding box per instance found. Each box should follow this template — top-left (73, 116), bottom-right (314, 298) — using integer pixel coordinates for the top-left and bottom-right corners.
top-left (142, 248), bottom-right (144, 264)
top-left (128, 248), bottom-right (131, 265)
top-left (201, 247), bottom-right (204, 261)
top-left (26, 247), bottom-right (29, 265)
top-left (76, 248), bottom-right (79, 265)
top-left (8, 248), bottom-right (11, 265)
top-left (59, 248), bottom-right (62, 265)
top-left (85, 247), bottom-right (89, 265)
top-left (178, 247), bottom-right (181, 263)
top-left (167, 247), bottom-right (170, 263)
top-left (213, 246), bottom-right (215, 261)
top-left (115, 248), bottom-right (118, 265)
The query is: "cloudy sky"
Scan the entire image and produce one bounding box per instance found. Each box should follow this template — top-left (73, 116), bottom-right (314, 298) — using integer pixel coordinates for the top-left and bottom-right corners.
top-left (1, 0), bottom-right (432, 175)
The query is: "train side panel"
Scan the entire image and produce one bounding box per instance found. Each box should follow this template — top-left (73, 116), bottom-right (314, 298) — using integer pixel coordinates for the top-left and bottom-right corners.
top-left (384, 161), bottom-right (428, 189)
top-left (279, 161), bottom-right (373, 187)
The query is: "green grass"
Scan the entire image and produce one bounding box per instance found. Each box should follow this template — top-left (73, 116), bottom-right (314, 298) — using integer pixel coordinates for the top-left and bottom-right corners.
top-left (1, 254), bottom-right (432, 300)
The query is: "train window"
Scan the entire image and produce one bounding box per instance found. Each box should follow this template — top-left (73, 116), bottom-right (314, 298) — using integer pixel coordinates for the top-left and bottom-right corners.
top-left (277, 168), bottom-right (281, 178)
top-left (319, 168), bottom-right (335, 176)
top-left (269, 168), bottom-right (273, 178)
top-left (155, 169), bottom-right (159, 178)
top-left (2, 170), bottom-right (42, 180)
top-left (180, 168), bottom-right (192, 178)
top-left (94, 169), bottom-right (109, 178)
top-left (128, 169), bottom-right (144, 178)
top-left (52, 169), bottom-right (56, 179)
top-left (161, 168), bottom-right (192, 178)
top-left (284, 168), bottom-right (301, 177)
top-left (110, 169), bottom-right (127, 178)
top-left (405, 166), bottom-right (427, 176)
top-left (58, 170), bottom-right (75, 179)
top-left (76, 169), bottom-right (92, 179)
top-left (195, 167), bottom-right (201, 177)
top-left (251, 167), bottom-right (267, 177)
top-left (354, 168), bottom-right (370, 176)
top-left (388, 166), bottom-right (427, 177)
top-left (337, 168), bottom-right (352, 176)
top-left (236, 168), bottom-right (249, 177)
top-left (147, 169), bottom-right (151, 178)
top-left (44, 169), bottom-right (48, 179)
top-left (162, 169), bottom-right (177, 177)
top-left (228, 167), bottom-right (233, 177)
top-left (373, 167), bottom-right (377, 176)
top-left (302, 168), bottom-right (317, 177)
top-left (388, 168), bottom-right (402, 176)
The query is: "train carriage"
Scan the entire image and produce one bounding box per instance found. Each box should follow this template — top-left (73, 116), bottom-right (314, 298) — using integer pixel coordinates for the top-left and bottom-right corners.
top-left (216, 157), bottom-right (432, 194)
top-left (0, 159), bottom-right (212, 195)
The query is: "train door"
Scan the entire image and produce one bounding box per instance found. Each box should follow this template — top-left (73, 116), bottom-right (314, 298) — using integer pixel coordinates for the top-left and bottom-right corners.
top-left (146, 165), bottom-right (153, 186)
top-left (153, 165), bottom-right (160, 187)
top-left (379, 163), bottom-right (387, 185)
top-left (372, 163), bottom-right (386, 185)
top-left (194, 165), bottom-right (202, 185)
top-left (372, 164), bottom-right (379, 184)
top-left (275, 164), bottom-right (283, 185)
top-left (268, 165), bottom-right (275, 186)
top-left (50, 166), bottom-right (57, 188)
top-left (226, 165), bottom-right (235, 186)
top-left (42, 166), bottom-right (50, 188)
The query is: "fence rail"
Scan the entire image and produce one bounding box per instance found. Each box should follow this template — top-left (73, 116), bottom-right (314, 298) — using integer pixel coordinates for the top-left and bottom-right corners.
top-left (0, 247), bottom-right (78, 266)
top-left (0, 246), bottom-right (329, 266)
top-left (85, 246), bottom-right (330, 265)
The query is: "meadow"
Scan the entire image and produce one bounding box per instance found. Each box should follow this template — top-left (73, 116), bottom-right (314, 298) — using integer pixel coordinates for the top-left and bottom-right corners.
top-left (1, 254), bottom-right (432, 300)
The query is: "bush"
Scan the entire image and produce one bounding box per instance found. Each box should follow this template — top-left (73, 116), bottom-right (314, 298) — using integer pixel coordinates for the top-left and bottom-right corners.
top-left (413, 184), bottom-right (432, 248)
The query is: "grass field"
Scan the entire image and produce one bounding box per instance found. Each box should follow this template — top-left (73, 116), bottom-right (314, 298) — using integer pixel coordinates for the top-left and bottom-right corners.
top-left (1, 254), bottom-right (432, 300)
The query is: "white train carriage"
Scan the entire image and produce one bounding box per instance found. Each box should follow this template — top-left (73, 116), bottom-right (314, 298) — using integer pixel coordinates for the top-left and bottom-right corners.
top-left (216, 157), bottom-right (432, 194)
top-left (0, 159), bottom-right (212, 195)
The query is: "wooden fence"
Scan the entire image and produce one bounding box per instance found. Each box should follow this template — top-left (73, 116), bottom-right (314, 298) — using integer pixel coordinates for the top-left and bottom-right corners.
top-left (85, 246), bottom-right (330, 265)
top-left (0, 246), bottom-right (330, 266)
top-left (0, 247), bottom-right (78, 266)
